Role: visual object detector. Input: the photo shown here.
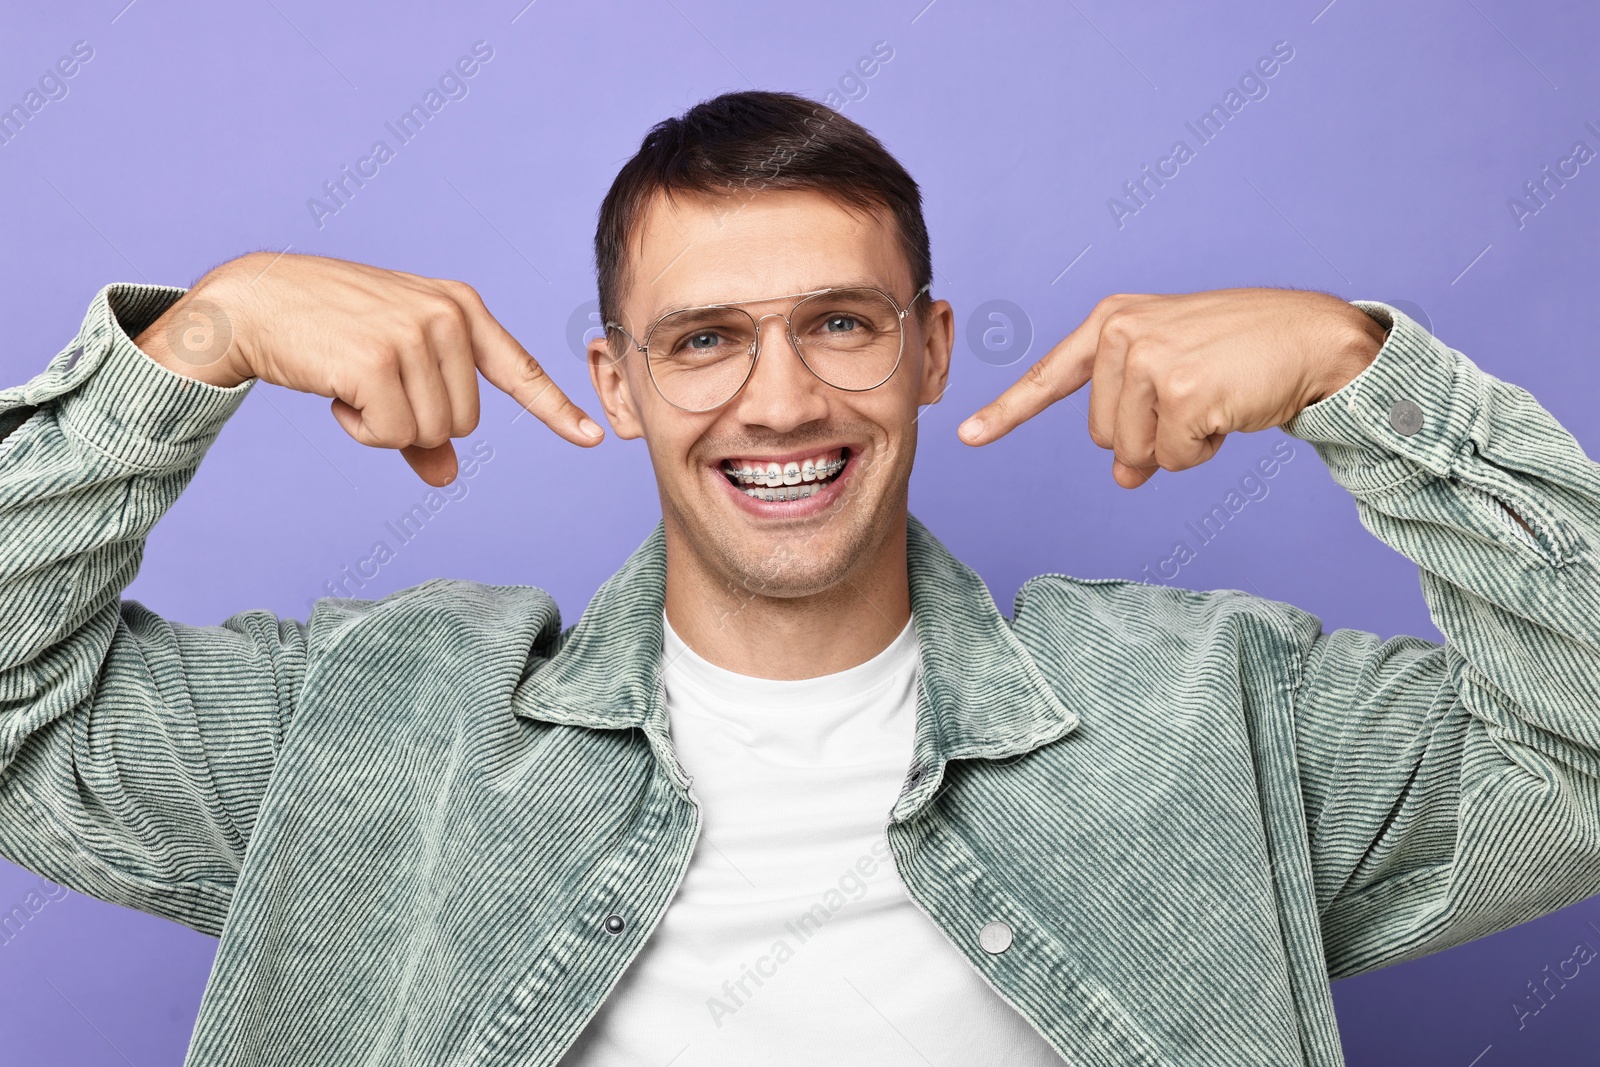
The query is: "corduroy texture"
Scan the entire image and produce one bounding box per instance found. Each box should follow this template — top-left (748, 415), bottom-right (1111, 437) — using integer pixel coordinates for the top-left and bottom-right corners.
top-left (1, 287), bottom-right (1597, 1066)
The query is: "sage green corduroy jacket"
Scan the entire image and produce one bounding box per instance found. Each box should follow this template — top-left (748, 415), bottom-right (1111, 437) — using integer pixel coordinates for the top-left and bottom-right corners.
top-left (2, 285), bottom-right (1598, 1067)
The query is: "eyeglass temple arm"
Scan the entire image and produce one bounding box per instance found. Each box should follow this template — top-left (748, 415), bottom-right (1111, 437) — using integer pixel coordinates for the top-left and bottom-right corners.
top-left (603, 321), bottom-right (648, 353)
top-left (900, 282), bottom-right (933, 318)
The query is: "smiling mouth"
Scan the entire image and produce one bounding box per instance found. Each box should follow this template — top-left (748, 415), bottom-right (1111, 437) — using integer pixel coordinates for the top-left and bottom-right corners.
top-left (720, 448), bottom-right (850, 502)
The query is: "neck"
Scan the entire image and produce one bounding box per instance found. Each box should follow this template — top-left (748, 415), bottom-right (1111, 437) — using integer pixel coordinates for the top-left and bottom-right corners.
top-left (662, 516), bottom-right (911, 680)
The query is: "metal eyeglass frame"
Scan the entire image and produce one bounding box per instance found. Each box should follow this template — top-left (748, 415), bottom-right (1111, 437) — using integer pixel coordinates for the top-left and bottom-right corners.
top-left (604, 282), bottom-right (932, 413)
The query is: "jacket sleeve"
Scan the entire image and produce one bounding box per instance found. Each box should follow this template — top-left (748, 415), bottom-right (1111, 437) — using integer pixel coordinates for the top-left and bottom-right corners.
top-left (0, 283), bottom-right (308, 936)
top-left (1279, 300), bottom-right (1600, 979)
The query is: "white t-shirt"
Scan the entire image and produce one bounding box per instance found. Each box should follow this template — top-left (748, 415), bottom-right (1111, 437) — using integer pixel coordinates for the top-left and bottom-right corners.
top-left (557, 614), bottom-right (1065, 1066)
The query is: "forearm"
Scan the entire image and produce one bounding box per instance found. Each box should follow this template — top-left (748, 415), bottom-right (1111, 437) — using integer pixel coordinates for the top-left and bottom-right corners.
top-left (0, 283), bottom-right (250, 753)
top-left (0, 283), bottom-right (302, 930)
top-left (1289, 301), bottom-right (1600, 720)
top-left (1285, 301), bottom-right (1600, 972)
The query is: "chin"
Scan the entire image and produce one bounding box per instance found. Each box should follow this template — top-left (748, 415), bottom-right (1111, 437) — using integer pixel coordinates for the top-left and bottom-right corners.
top-left (680, 490), bottom-right (895, 603)
top-left (724, 543), bottom-right (858, 600)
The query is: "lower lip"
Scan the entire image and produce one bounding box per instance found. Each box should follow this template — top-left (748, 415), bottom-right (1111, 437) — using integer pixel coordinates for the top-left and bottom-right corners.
top-left (714, 452), bottom-right (858, 519)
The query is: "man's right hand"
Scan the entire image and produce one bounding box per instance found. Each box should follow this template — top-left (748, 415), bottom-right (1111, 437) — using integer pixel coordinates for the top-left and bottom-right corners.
top-left (134, 252), bottom-right (604, 486)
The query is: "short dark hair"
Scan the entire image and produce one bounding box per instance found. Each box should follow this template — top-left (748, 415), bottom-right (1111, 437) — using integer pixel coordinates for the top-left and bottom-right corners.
top-left (594, 90), bottom-right (932, 330)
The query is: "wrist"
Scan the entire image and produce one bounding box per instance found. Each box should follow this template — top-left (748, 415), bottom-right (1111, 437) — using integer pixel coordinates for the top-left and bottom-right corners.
top-left (1303, 303), bottom-right (1386, 408)
top-left (133, 260), bottom-right (261, 388)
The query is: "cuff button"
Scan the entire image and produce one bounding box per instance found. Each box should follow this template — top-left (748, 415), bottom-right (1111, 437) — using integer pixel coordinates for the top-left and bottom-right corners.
top-left (1388, 399), bottom-right (1424, 436)
top-left (979, 920), bottom-right (1014, 954)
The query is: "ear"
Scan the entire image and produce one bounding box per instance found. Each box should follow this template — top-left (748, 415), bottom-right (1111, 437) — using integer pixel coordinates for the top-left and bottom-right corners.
top-left (915, 298), bottom-right (955, 406)
top-left (587, 335), bottom-right (645, 440)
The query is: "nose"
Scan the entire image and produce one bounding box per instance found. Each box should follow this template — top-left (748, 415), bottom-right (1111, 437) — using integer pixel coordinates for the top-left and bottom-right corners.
top-left (727, 312), bottom-right (830, 432)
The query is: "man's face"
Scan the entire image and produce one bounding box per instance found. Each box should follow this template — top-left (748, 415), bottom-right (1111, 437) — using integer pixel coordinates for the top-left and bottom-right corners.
top-left (588, 188), bottom-right (953, 601)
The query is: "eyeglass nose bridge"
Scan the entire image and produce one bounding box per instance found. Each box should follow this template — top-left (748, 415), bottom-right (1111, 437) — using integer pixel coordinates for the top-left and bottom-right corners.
top-left (743, 309), bottom-right (813, 380)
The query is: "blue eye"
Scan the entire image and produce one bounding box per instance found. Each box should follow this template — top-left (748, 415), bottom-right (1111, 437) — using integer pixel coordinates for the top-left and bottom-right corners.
top-left (685, 331), bottom-right (722, 350)
top-left (824, 315), bottom-right (860, 333)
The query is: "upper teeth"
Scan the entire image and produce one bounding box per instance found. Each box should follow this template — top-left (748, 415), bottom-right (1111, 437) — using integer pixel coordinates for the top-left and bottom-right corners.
top-left (725, 454), bottom-right (846, 488)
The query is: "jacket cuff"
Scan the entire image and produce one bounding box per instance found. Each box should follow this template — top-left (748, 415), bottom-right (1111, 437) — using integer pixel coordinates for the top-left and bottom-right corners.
top-left (6, 283), bottom-right (254, 472)
top-left (1280, 300), bottom-right (1482, 496)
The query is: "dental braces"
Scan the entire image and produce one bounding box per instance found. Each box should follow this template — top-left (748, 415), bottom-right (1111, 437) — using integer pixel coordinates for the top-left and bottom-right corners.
top-left (740, 482), bottom-right (830, 501)
top-left (725, 457), bottom-right (847, 484)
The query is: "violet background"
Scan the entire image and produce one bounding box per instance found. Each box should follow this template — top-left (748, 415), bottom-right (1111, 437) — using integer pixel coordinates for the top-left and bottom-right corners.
top-left (2, 0), bottom-right (1598, 1063)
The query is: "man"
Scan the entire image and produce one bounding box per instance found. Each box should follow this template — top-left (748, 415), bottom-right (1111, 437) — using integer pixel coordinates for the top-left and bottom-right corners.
top-left (0, 89), bottom-right (1596, 1067)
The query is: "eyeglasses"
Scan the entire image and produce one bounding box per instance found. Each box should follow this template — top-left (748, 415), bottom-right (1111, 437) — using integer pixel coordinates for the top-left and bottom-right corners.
top-left (605, 283), bottom-right (931, 413)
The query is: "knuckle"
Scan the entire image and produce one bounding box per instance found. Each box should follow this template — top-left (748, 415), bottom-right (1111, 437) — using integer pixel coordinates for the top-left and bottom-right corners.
top-left (519, 355), bottom-right (552, 388)
top-left (413, 405), bottom-right (451, 440)
top-left (348, 422), bottom-right (380, 447)
top-left (442, 278), bottom-right (485, 309)
top-left (419, 294), bottom-right (467, 331)
top-left (1161, 366), bottom-right (1200, 403)
top-left (1101, 307), bottom-right (1140, 341)
top-left (1093, 293), bottom-right (1132, 319)
top-left (391, 420), bottom-right (422, 448)
top-left (1022, 359), bottom-right (1053, 393)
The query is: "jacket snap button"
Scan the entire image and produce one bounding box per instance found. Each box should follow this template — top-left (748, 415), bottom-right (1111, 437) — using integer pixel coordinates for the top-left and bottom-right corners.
top-left (1388, 399), bottom-right (1424, 436)
top-left (603, 914), bottom-right (626, 935)
top-left (979, 920), bottom-right (1013, 954)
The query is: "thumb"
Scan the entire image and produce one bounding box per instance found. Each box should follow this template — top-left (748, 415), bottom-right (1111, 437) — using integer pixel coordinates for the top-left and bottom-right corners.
top-left (332, 396), bottom-right (462, 485)
top-left (401, 441), bottom-right (460, 486)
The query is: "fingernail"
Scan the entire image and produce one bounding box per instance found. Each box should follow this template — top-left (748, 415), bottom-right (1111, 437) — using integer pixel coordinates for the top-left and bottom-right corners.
top-left (579, 417), bottom-right (604, 439)
top-left (958, 416), bottom-right (985, 441)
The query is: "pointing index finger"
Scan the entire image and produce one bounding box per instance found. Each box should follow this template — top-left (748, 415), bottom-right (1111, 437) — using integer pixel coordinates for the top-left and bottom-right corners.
top-left (466, 298), bottom-right (605, 446)
top-left (958, 303), bottom-right (1106, 445)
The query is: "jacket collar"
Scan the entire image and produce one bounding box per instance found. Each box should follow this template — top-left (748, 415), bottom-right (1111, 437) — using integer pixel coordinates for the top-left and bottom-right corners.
top-left (512, 515), bottom-right (1079, 814)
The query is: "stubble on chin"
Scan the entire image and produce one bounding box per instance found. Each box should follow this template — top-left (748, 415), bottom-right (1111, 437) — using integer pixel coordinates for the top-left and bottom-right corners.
top-left (686, 458), bottom-right (910, 607)
top-left (719, 511), bottom-right (875, 600)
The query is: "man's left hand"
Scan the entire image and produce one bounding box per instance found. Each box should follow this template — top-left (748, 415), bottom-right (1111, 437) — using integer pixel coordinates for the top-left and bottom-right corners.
top-left (957, 288), bottom-right (1388, 488)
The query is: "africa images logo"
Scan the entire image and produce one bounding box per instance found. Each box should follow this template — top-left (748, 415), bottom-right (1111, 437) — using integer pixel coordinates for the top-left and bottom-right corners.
top-left (306, 41), bottom-right (495, 229)
top-left (1106, 40), bottom-right (1295, 230)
